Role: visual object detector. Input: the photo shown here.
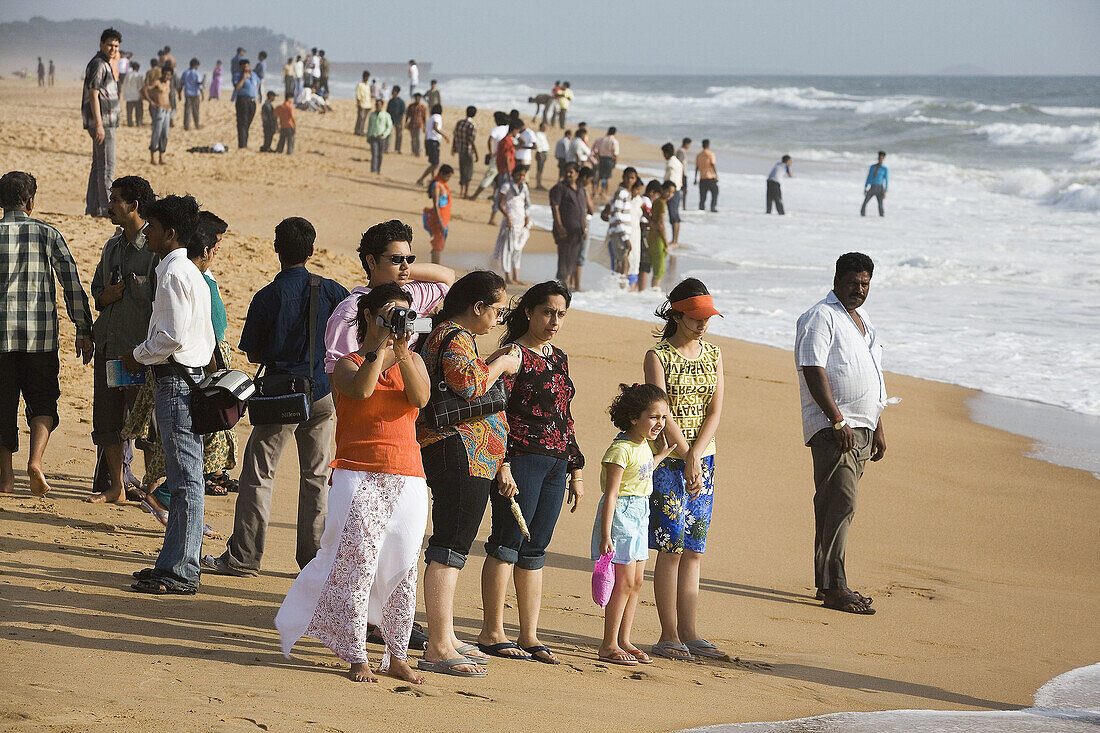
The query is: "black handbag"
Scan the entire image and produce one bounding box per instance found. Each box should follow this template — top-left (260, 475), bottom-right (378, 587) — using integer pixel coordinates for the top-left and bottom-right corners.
top-left (424, 329), bottom-right (509, 430)
top-left (248, 274), bottom-right (320, 425)
top-left (177, 350), bottom-right (256, 436)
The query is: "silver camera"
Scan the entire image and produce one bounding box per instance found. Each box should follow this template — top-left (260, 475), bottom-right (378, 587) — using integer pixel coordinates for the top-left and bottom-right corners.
top-left (380, 305), bottom-right (433, 335)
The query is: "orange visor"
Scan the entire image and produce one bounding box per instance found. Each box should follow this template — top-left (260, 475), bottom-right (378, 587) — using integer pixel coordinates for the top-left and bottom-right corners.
top-left (670, 294), bottom-right (723, 320)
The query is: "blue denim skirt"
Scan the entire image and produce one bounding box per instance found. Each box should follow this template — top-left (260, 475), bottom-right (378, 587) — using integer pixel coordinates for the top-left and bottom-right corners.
top-left (590, 494), bottom-right (650, 565)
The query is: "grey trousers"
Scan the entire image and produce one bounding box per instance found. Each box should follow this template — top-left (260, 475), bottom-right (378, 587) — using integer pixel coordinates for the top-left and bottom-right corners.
top-left (369, 136), bottom-right (385, 172)
top-left (221, 393), bottom-right (335, 571)
top-left (354, 106), bottom-right (369, 136)
top-left (386, 125), bottom-right (403, 152)
top-left (85, 126), bottom-right (115, 216)
top-left (861, 185), bottom-right (885, 216)
top-left (183, 95), bottom-right (200, 130)
top-left (809, 426), bottom-right (872, 591)
top-left (410, 128), bottom-right (422, 156)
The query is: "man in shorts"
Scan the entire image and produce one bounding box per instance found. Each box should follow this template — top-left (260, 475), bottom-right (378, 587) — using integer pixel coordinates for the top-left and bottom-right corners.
top-left (592, 127), bottom-right (620, 198)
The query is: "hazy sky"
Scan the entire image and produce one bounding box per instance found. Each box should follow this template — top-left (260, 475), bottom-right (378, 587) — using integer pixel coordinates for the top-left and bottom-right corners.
top-left (6, 0), bottom-right (1099, 75)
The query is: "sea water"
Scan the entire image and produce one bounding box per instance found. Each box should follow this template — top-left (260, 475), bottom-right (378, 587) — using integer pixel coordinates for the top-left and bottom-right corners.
top-left (330, 73), bottom-right (1100, 471)
top-left (674, 662), bottom-right (1100, 732)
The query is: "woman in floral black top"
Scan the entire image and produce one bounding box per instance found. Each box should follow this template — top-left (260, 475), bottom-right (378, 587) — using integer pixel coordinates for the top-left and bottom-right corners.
top-left (477, 281), bottom-right (584, 665)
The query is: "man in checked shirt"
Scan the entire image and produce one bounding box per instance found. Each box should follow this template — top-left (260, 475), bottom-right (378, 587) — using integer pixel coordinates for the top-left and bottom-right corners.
top-left (0, 172), bottom-right (94, 496)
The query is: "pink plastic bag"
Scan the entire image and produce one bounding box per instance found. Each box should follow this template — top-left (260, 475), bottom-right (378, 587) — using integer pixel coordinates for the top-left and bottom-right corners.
top-left (591, 552), bottom-right (615, 607)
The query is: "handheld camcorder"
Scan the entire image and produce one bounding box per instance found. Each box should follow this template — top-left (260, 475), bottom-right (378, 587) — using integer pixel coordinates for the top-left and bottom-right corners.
top-left (379, 305), bottom-right (433, 336)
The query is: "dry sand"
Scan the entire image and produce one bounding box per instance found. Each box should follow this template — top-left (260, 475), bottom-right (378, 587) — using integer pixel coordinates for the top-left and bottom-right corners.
top-left (0, 80), bottom-right (1097, 733)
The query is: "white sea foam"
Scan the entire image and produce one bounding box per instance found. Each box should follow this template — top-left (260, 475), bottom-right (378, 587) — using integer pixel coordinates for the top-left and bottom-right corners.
top-left (676, 663), bottom-right (1100, 732)
top-left (977, 122), bottom-right (1100, 146)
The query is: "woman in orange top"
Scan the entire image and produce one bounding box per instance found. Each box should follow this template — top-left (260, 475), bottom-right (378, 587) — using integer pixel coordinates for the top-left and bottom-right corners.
top-left (423, 164), bottom-right (453, 263)
top-left (276, 283), bottom-right (431, 685)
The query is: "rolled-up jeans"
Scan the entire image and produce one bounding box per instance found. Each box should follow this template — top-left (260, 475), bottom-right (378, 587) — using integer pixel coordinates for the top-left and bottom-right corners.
top-left (485, 453), bottom-right (568, 570)
top-left (152, 373), bottom-right (205, 588)
top-left (149, 108), bottom-right (169, 152)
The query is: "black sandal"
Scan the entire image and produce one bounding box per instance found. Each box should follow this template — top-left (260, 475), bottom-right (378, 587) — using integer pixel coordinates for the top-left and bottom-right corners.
top-left (204, 475), bottom-right (229, 496)
top-left (130, 577), bottom-right (197, 595)
top-left (822, 590), bottom-right (875, 615)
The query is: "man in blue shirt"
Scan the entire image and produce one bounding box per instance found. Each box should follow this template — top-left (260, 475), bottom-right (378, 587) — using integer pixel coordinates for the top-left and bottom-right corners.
top-left (254, 50), bottom-right (267, 97)
top-left (231, 59), bottom-right (259, 148)
top-left (203, 217), bottom-right (349, 576)
top-left (861, 151), bottom-right (888, 217)
top-left (178, 58), bottom-right (204, 131)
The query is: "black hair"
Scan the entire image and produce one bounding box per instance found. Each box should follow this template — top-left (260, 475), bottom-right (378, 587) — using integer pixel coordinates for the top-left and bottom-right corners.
top-left (274, 216), bottom-right (316, 266)
top-left (608, 383), bottom-right (668, 433)
top-left (511, 164), bottom-right (529, 178)
top-left (493, 111), bottom-right (509, 125)
top-left (358, 219), bottom-right (413, 275)
top-left (834, 252), bottom-right (874, 280)
top-left (661, 180), bottom-right (676, 190)
top-left (110, 175), bottom-right (155, 214)
top-left (362, 70), bottom-right (370, 80)
top-left (499, 281), bottom-right (571, 347)
top-left (508, 118), bottom-right (524, 132)
top-left (353, 282), bottom-right (413, 345)
top-left (189, 57), bottom-right (199, 68)
top-left (145, 195), bottom-right (200, 247)
top-left (188, 219), bottom-right (219, 260)
top-left (466, 105), bottom-right (477, 117)
top-left (413, 92), bottom-right (422, 98)
top-left (645, 179), bottom-right (662, 196)
top-left (437, 270), bottom-right (506, 323)
top-left (0, 171), bottom-right (37, 210)
top-left (438, 164), bottom-right (454, 177)
top-left (561, 162), bottom-right (578, 175)
top-left (577, 166), bottom-right (593, 181)
top-left (631, 178), bottom-right (644, 191)
top-left (661, 142), bottom-right (675, 156)
top-left (266, 90), bottom-right (277, 98)
top-left (509, 109), bottom-right (520, 120)
top-left (430, 103), bottom-right (443, 115)
top-left (622, 166), bottom-right (637, 179)
top-left (150, 57), bottom-right (158, 66)
top-left (259, 51), bottom-right (268, 59)
top-left (563, 129), bottom-right (572, 137)
top-left (682, 137), bottom-right (692, 146)
top-left (239, 58), bottom-right (251, 67)
top-left (654, 277), bottom-right (710, 340)
top-left (781, 154), bottom-right (791, 163)
top-left (199, 210), bottom-right (228, 236)
top-left (100, 28), bottom-right (122, 44)
top-left (131, 62), bottom-right (140, 72)
top-left (702, 139), bottom-right (710, 148)
top-left (878, 150), bottom-right (887, 157)
top-left (163, 45), bottom-right (171, 53)
top-left (608, 126), bottom-right (617, 135)
top-left (392, 84), bottom-right (401, 94)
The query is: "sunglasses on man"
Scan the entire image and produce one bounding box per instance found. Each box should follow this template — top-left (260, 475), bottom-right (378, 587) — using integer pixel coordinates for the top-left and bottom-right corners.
top-left (388, 254), bottom-right (416, 265)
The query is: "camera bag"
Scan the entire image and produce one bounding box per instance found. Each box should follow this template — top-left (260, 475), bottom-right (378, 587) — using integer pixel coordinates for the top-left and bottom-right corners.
top-left (248, 274), bottom-right (320, 426)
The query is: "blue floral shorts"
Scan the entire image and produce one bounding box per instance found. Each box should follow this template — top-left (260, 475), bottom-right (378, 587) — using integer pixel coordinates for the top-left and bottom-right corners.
top-left (648, 455), bottom-right (715, 554)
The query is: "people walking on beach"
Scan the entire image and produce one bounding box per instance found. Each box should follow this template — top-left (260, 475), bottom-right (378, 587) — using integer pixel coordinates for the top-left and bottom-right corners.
top-left (661, 143), bottom-right (684, 245)
top-left (415, 105), bottom-right (449, 186)
top-left (232, 58), bottom-right (259, 148)
top-left (274, 94), bottom-right (295, 154)
top-left (861, 151), bottom-right (888, 217)
top-left (767, 155), bottom-right (792, 214)
top-left (795, 252), bottom-right (886, 616)
top-left (318, 51), bottom-right (329, 95)
top-left (573, 166), bottom-right (596, 291)
top-left (142, 66), bottom-right (173, 165)
top-left (292, 55), bottom-right (304, 95)
top-left (647, 181), bottom-right (674, 290)
top-left (354, 71), bottom-right (371, 136)
top-left (125, 194), bottom-right (215, 595)
top-left (423, 165), bottom-right (454, 264)
top-left (571, 129), bottom-right (591, 170)
top-left (593, 128), bottom-right (620, 199)
top-left (367, 99), bottom-right (395, 174)
top-left (179, 58), bottom-right (204, 130)
top-left (254, 51), bottom-right (268, 98)
top-left (209, 60), bottom-right (223, 100)
top-left (275, 282), bottom-right (431, 685)
top-left (121, 62), bottom-right (144, 126)
top-left (593, 383), bottom-right (673, 666)
top-left (417, 271), bottom-right (520, 678)
top-left (469, 112), bottom-right (510, 203)
top-left (556, 81), bottom-right (574, 128)
top-left (533, 123), bottom-right (551, 190)
top-left (407, 60), bottom-right (419, 97)
top-left (645, 279), bottom-right (727, 661)
top-left (493, 165), bottom-right (532, 285)
top-left (202, 217), bottom-right (349, 577)
top-left (282, 57), bottom-right (295, 99)
top-left (605, 167), bottom-right (637, 276)
top-left (452, 106), bottom-right (478, 199)
top-left (386, 86), bottom-right (405, 153)
top-left (676, 139), bottom-right (692, 213)
top-left (230, 47), bottom-right (246, 76)
top-left (86, 176), bottom-right (157, 504)
top-left (514, 119), bottom-right (537, 181)
top-left (259, 91), bottom-right (278, 152)
top-left (554, 129), bottom-right (572, 180)
top-left (425, 80), bottom-right (441, 111)
top-left (695, 140), bottom-right (718, 212)
top-left (37, 58), bottom-right (45, 87)
top-left (405, 93), bottom-right (427, 158)
top-left (550, 163), bottom-right (588, 289)
top-left (0, 171), bottom-right (94, 497)
top-left (48, 60), bottom-right (55, 87)
top-left (478, 281), bottom-right (584, 665)
top-left (82, 28), bottom-right (122, 218)
top-left (324, 220), bottom-right (454, 376)
top-left (626, 178), bottom-right (645, 290)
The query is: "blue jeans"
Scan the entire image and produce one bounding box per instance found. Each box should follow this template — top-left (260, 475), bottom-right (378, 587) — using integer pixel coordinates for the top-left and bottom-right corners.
top-left (149, 108), bottom-right (169, 152)
top-left (486, 453), bottom-right (568, 570)
top-left (152, 374), bottom-right (205, 587)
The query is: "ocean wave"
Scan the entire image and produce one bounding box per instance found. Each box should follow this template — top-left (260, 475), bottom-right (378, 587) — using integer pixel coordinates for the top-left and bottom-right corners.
top-left (998, 168), bottom-right (1100, 211)
top-left (977, 122), bottom-right (1100, 146)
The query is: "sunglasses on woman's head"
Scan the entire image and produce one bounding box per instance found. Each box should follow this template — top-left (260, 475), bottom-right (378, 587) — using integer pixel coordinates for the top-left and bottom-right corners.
top-left (389, 254), bottom-right (416, 265)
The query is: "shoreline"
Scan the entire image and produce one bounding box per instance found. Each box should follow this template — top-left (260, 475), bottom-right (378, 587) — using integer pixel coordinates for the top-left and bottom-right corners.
top-left (1, 81), bottom-right (1097, 732)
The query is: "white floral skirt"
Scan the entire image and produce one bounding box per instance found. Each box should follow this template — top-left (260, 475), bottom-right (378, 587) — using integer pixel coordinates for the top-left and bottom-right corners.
top-left (275, 469), bottom-right (428, 667)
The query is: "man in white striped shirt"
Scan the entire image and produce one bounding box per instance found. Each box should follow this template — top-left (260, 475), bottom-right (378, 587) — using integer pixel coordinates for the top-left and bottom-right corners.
top-left (794, 251), bottom-right (887, 616)
top-left (605, 167), bottom-right (637, 275)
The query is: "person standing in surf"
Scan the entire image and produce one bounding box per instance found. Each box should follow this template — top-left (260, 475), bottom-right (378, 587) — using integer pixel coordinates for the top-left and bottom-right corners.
top-left (861, 151), bottom-right (888, 217)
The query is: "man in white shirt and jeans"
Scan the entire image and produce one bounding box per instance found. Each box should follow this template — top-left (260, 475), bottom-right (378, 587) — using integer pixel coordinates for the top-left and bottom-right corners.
top-left (123, 194), bottom-right (215, 595)
top-left (794, 252), bottom-right (887, 616)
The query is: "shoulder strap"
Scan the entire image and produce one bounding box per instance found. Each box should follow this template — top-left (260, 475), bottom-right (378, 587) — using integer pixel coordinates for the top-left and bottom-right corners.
top-left (432, 328), bottom-right (463, 382)
top-left (307, 274), bottom-right (321, 383)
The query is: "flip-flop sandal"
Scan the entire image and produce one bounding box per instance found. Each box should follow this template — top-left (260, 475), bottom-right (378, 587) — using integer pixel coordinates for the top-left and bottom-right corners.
top-left (624, 648), bottom-right (653, 664)
top-left (684, 639), bottom-right (730, 660)
top-left (130, 577), bottom-right (197, 595)
top-left (817, 588), bottom-right (873, 605)
top-left (651, 641), bottom-right (694, 661)
top-left (132, 567), bottom-right (156, 580)
top-left (456, 643), bottom-right (490, 664)
top-left (597, 651), bottom-right (638, 667)
top-left (476, 641), bottom-right (531, 659)
top-left (822, 591), bottom-right (876, 615)
top-left (416, 657), bottom-right (487, 677)
top-left (523, 644), bottom-right (561, 665)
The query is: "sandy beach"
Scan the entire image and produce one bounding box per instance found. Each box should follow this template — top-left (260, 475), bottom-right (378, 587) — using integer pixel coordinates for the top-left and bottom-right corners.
top-left (0, 80), bottom-right (1097, 732)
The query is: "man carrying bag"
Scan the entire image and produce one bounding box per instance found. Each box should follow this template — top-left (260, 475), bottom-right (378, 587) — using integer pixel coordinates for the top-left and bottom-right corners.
top-left (203, 217), bottom-right (349, 576)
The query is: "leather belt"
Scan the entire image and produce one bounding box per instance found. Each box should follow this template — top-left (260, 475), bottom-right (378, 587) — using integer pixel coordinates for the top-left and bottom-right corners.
top-left (151, 363), bottom-right (204, 381)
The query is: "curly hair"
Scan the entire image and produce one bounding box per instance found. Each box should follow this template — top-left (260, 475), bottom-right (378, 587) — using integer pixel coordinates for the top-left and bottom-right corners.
top-left (608, 383), bottom-right (668, 433)
top-left (358, 219), bottom-right (413, 276)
